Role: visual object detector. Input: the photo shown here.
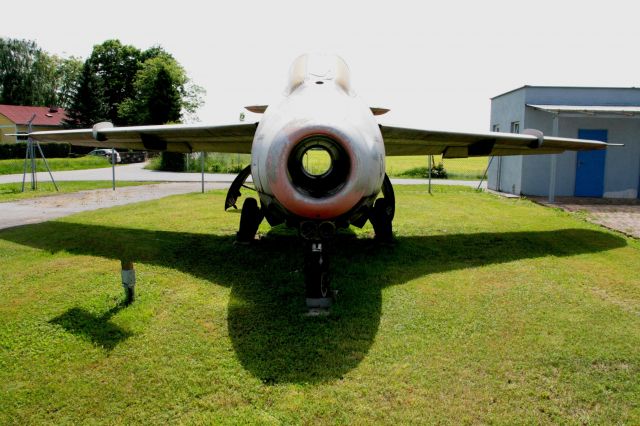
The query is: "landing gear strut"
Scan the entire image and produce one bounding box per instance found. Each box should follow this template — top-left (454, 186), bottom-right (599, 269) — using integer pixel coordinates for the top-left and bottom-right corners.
top-left (304, 240), bottom-right (332, 308)
top-left (300, 221), bottom-right (335, 309)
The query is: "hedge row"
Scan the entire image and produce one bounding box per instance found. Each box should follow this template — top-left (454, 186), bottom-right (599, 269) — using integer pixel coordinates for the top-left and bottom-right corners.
top-left (0, 143), bottom-right (71, 159)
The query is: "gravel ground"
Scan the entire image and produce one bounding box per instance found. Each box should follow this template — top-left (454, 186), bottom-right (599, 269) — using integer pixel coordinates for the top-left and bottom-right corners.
top-left (0, 182), bottom-right (229, 230)
top-left (531, 196), bottom-right (640, 239)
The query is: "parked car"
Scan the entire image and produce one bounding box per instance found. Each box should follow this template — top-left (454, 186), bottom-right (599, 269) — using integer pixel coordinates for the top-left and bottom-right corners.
top-left (119, 151), bottom-right (148, 164)
top-left (87, 149), bottom-right (121, 163)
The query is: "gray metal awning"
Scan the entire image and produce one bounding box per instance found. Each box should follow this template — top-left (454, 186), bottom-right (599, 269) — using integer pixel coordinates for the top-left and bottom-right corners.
top-left (527, 104), bottom-right (640, 117)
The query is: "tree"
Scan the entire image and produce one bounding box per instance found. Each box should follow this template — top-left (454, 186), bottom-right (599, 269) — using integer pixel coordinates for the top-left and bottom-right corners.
top-left (0, 38), bottom-right (57, 106)
top-left (52, 56), bottom-right (83, 110)
top-left (65, 40), bottom-right (142, 127)
top-left (118, 55), bottom-right (204, 171)
top-left (85, 40), bottom-right (143, 125)
top-left (65, 41), bottom-right (180, 127)
top-left (0, 38), bottom-right (84, 109)
top-left (64, 61), bottom-right (108, 128)
top-left (63, 39), bottom-right (205, 168)
top-left (117, 55), bottom-right (202, 125)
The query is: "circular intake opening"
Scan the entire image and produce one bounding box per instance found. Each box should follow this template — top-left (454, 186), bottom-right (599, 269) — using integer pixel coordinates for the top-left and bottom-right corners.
top-left (288, 135), bottom-right (350, 198)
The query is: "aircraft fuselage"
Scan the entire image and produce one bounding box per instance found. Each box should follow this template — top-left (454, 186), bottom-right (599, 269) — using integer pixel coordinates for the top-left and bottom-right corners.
top-left (250, 54), bottom-right (386, 228)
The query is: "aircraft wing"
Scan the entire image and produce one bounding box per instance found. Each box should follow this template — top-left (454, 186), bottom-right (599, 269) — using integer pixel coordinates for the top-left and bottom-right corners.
top-left (20, 122), bottom-right (258, 154)
top-left (380, 125), bottom-right (616, 157)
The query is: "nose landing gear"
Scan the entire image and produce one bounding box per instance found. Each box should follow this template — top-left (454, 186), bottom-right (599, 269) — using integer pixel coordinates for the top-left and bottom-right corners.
top-left (300, 221), bottom-right (336, 309)
top-left (229, 173), bottom-right (396, 310)
top-left (304, 241), bottom-right (332, 308)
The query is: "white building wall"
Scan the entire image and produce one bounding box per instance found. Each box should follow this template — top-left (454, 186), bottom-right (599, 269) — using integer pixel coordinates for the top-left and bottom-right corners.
top-left (487, 89), bottom-right (525, 193)
top-left (521, 109), bottom-right (577, 196)
top-left (491, 86), bottom-right (640, 199)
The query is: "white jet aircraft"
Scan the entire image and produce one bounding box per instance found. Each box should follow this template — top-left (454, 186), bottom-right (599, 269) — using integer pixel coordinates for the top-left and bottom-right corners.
top-left (21, 54), bottom-right (614, 307)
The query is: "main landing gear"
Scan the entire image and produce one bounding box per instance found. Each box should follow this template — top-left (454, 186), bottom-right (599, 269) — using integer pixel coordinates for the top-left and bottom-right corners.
top-left (225, 165), bottom-right (264, 244)
top-left (370, 174), bottom-right (395, 243)
top-left (237, 197), bottom-right (263, 243)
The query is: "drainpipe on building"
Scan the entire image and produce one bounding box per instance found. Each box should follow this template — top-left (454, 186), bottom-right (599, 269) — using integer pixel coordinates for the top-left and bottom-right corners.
top-left (496, 156), bottom-right (502, 192)
top-left (548, 113), bottom-right (559, 203)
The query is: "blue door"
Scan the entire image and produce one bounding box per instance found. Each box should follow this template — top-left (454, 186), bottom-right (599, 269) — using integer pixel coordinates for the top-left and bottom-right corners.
top-left (575, 129), bottom-right (607, 197)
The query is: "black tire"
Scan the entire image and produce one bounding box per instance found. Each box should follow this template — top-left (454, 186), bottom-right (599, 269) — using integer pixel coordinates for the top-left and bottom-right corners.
top-left (237, 198), bottom-right (263, 243)
top-left (370, 198), bottom-right (393, 242)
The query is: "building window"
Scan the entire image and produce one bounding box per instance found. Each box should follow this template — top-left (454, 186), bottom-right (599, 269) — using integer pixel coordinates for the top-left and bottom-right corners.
top-left (510, 121), bottom-right (520, 133)
top-left (492, 124), bottom-right (500, 132)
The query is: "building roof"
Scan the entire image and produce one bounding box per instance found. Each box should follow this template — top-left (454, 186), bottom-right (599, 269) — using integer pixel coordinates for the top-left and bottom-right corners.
top-left (491, 85), bottom-right (640, 100)
top-left (0, 105), bottom-right (67, 126)
top-left (527, 104), bottom-right (640, 117)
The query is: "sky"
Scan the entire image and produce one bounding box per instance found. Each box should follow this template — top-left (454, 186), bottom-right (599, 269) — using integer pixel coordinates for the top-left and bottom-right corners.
top-left (3, 0), bottom-right (640, 131)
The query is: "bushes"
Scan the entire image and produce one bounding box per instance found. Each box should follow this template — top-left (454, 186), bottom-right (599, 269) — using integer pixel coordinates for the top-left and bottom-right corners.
top-left (0, 142), bottom-right (70, 159)
top-left (159, 152), bottom-right (186, 171)
top-left (398, 162), bottom-right (448, 179)
top-left (430, 162), bottom-right (448, 178)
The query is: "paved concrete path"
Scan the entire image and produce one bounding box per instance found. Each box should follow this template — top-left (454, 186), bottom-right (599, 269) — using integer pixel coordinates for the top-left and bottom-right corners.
top-left (0, 162), bottom-right (486, 188)
top-left (0, 182), bottom-right (229, 230)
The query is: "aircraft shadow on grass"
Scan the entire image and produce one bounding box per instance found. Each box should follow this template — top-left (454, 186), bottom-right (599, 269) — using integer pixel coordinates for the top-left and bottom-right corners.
top-left (0, 222), bottom-right (627, 383)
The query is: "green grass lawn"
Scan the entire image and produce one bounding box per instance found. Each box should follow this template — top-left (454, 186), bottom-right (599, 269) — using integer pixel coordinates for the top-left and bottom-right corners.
top-left (0, 181), bottom-right (157, 203)
top-left (0, 186), bottom-right (638, 424)
top-left (0, 156), bottom-right (111, 175)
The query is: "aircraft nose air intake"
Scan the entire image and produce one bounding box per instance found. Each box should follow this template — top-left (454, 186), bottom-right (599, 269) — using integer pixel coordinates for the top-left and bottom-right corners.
top-left (265, 123), bottom-right (368, 220)
top-left (287, 135), bottom-right (351, 198)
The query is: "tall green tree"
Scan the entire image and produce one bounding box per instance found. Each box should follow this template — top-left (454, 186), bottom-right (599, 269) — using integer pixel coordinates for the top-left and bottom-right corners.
top-left (52, 56), bottom-right (83, 110)
top-left (118, 55), bottom-right (204, 170)
top-left (0, 38), bottom-right (83, 108)
top-left (0, 38), bottom-right (56, 106)
top-left (64, 61), bottom-right (108, 128)
top-left (117, 55), bottom-right (199, 125)
top-left (65, 40), bottom-right (177, 127)
top-left (85, 40), bottom-right (143, 124)
top-left (64, 40), bottom-right (204, 170)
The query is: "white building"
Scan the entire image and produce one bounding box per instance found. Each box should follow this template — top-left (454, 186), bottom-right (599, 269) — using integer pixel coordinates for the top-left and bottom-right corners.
top-left (488, 86), bottom-right (640, 199)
